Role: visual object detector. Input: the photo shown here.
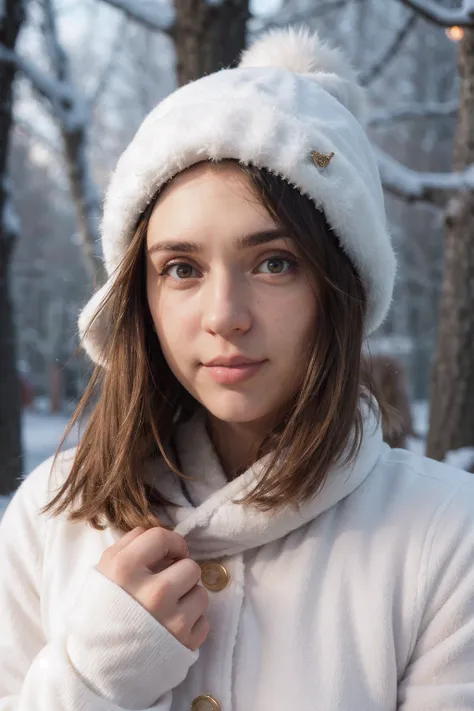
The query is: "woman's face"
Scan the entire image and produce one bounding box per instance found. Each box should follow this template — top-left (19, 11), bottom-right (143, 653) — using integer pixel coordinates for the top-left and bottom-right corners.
top-left (146, 162), bottom-right (317, 427)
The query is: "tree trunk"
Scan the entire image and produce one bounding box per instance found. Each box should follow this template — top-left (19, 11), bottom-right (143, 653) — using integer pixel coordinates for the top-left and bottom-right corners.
top-left (49, 361), bottom-right (63, 413)
top-left (0, 0), bottom-right (26, 493)
top-left (40, 0), bottom-right (106, 288)
top-left (174, 0), bottom-right (249, 85)
top-left (427, 29), bottom-right (474, 461)
top-left (62, 127), bottom-right (107, 287)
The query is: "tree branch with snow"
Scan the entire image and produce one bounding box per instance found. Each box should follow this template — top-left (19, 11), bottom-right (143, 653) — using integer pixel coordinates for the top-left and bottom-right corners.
top-left (14, 116), bottom-right (62, 156)
top-left (41, 0), bottom-right (105, 285)
top-left (252, 0), bottom-right (365, 33)
top-left (369, 99), bottom-right (459, 125)
top-left (99, 0), bottom-right (175, 36)
top-left (361, 12), bottom-right (418, 86)
top-left (88, 14), bottom-right (127, 109)
top-left (0, 43), bottom-right (71, 119)
top-left (1, 0), bottom-right (106, 285)
top-left (375, 145), bottom-right (474, 203)
top-left (398, 0), bottom-right (474, 27)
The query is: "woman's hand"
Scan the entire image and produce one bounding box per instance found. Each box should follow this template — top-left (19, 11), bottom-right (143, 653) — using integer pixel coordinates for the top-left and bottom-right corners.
top-left (97, 527), bottom-right (209, 651)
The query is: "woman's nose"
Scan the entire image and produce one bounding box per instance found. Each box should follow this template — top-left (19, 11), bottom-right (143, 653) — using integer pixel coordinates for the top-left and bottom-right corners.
top-left (200, 269), bottom-right (252, 336)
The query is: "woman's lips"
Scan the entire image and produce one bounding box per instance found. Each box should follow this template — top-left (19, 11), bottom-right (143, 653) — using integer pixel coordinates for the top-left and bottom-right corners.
top-left (203, 361), bottom-right (266, 385)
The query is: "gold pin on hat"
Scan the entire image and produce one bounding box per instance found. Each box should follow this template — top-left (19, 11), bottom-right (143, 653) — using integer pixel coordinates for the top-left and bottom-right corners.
top-left (311, 150), bottom-right (335, 169)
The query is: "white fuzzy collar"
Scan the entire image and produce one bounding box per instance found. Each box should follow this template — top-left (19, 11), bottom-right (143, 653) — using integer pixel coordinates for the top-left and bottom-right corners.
top-left (145, 405), bottom-right (385, 559)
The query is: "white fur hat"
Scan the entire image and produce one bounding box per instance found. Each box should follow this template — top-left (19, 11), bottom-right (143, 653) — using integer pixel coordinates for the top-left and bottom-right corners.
top-left (79, 26), bottom-right (396, 366)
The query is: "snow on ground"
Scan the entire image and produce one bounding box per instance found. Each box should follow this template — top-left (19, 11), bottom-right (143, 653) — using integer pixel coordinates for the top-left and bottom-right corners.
top-left (23, 408), bottom-right (79, 473)
top-left (406, 401), bottom-right (474, 470)
top-left (0, 405), bottom-right (80, 519)
top-left (412, 400), bottom-right (429, 439)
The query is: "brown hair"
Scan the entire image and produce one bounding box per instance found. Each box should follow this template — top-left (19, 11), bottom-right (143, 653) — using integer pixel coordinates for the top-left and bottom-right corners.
top-left (42, 161), bottom-right (391, 532)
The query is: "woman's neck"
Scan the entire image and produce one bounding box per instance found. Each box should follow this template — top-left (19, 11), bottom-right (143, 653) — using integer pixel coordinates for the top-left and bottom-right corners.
top-left (205, 414), bottom-right (272, 481)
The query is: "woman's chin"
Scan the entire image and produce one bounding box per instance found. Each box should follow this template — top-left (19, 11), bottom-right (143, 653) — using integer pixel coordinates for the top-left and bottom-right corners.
top-left (197, 393), bottom-right (274, 425)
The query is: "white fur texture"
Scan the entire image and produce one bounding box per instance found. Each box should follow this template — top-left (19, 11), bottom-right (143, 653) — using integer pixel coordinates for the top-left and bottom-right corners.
top-left (78, 27), bottom-right (396, 367)
top-left (239, 26), bottom-right (366, 121)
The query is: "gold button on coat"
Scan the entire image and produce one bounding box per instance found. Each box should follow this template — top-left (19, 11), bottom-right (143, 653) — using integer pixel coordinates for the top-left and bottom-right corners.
top-left (199, 561), bottom-right (230, 592)
top-left (191, 694), bottom-right (221, 711)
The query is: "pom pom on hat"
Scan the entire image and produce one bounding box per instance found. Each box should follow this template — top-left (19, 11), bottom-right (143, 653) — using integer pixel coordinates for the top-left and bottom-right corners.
top-left (239, 26), bottom-right (355, 78)
top-left (239, 26), bottom-right (366, 121)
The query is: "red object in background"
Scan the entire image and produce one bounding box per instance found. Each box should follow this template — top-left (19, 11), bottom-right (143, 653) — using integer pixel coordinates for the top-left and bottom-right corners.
top-left (20, 373), bottom-right (34, 408)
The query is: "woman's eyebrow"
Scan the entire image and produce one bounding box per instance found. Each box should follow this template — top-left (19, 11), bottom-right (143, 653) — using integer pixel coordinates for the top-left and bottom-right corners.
top-left (237, 228), bottom-right (288, 249)
top-left (147, 228), bottom-right (289, 256)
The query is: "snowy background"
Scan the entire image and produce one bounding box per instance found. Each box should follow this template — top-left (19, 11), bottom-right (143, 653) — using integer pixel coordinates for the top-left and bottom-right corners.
top-left (0, 404), bottom-right (80, 519)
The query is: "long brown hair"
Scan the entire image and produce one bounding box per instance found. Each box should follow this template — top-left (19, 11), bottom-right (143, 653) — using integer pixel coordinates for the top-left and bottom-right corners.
top-left (42, 161), bottom-right (390, 531)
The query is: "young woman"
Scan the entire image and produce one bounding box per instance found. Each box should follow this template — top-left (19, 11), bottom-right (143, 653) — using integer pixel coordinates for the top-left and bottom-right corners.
top-left (2, 27), bottom-right (474, 711)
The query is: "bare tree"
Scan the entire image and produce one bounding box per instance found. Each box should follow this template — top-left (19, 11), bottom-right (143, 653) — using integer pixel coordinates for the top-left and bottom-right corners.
top-left (41, 0), bottom-right (106, 286)
top-left (173, 0), bottom-right (249, 83)
top-left (0, 0), bottom-right (27, 493)
top-left (377, 0), bottom-right (474, 460)
top-left (100, 0), bottom-right (249, 85)
top-left (0, 0), bottom-right (106, 286)
top-left (360, 11), bottom-right (418, 86)
top-left (428, 29), bottom-right (474, 460)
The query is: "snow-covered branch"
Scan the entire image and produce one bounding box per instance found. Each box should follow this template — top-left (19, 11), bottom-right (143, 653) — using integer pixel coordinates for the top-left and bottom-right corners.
top-left (361, 13), bottom-right (418, 86)
top-left (376, 145), bottom-right (474, 203)
top-left (89, 14), bottom-right (126, 108)
top-left (15, 116), bottom-right (62, 156)
top-left (398, 0), bottom-right (474, 27)
top-left (369, 99), bottom-right (459, 125)
top-left (1, 0), bottom-right (106, 284)
top-left (0, 43), bottom-right (71, 111)
top-left (251, 0), bottom-right (365, 33)
top-left (41, 0), bottom-right (105, 285)
top-left (42, 0), bottom-right (69, 84)
top-left (99, 0), bottom-right (175, 35)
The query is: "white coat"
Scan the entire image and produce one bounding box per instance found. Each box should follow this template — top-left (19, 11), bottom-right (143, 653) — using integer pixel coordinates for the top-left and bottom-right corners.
top-left (2, 406), bottom-right (474, 710)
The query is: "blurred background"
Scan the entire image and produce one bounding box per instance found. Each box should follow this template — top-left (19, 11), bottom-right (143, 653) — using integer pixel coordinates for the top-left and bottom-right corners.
top-left (1, 0), bottom-right (474, 511)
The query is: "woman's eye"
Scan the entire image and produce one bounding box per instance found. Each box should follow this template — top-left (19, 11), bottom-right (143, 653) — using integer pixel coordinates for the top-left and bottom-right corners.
top-left (160, 256), bottom-right (297, 279)
top-left (162, 262), bottom-right (198, 279)
top-left (257, 256), bottom-right (296, 275)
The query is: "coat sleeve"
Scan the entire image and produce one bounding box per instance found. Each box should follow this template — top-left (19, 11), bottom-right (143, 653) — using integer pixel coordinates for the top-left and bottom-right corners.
top-left (398, 481), bottom-right (474, 710)
top-left (0, 458), bottom-right (198, 711)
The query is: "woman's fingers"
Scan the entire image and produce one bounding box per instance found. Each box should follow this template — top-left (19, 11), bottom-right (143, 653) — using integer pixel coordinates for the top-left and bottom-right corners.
top-left (157, 557), bottom-right (203, 599)
top-left (97, 528), bottom-right (209, 650)
top-left (177, 580), bottom-right (209, 620)
top-left (189, 614), bottom-right (211, 651)
top-left (165, 584), bottom-right (210, 650)
top-left (124, 528), bottom-right (189, 572)
top-left (109, 526), bottom-right (146, 554)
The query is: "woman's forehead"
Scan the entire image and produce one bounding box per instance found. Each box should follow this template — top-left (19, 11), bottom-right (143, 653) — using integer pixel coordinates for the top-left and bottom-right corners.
top-left (147, 163), bottom-right (278, 249)
top-left (157, 160), bottom-right (249, 201)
